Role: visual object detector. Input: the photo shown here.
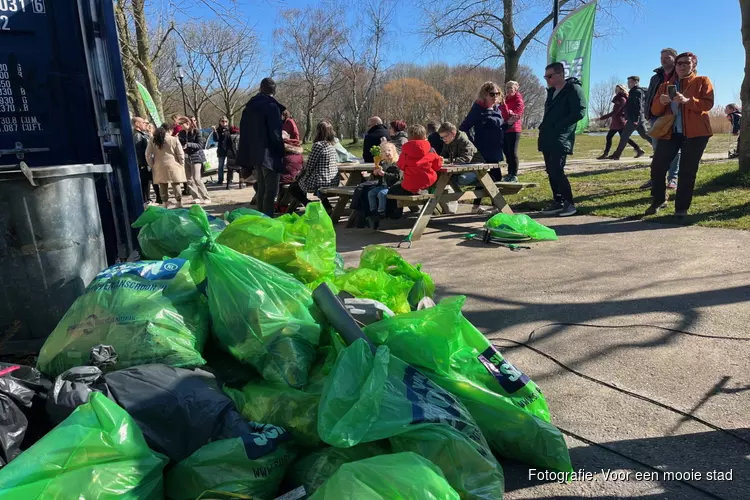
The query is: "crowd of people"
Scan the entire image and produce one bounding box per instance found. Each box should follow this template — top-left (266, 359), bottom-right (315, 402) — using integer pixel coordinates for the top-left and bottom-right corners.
top-left (133, 46), bottom-right (732, 221)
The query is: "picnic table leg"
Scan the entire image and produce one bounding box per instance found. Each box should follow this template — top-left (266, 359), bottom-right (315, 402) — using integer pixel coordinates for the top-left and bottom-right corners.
top-left (476, 170), bottom-right (513, 214)
top-left (400, 172), bottom-right (451, 246)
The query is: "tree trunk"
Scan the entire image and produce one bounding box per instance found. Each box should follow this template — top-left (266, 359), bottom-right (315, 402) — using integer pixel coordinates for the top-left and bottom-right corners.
top-left (504, 51), bottom-right (520, 84)
top-left (304, 91), bottom-right (316, 143)
top-left (114, 1), bottom-right (146, 118)
top-left (351, 111), bottom-right (360, 143)
top-left (132, 0), bottom-right (164, 119)
top-left (741, 0), bottom-right (750, 175)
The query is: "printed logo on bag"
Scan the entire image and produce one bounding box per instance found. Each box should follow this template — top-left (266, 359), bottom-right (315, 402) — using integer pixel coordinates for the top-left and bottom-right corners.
top-left (478, 346), bottom-right (531, 394)
top-left (403, 366), bottom-right (489, 454)
top-left (89, 259), bottom-right (186, 294)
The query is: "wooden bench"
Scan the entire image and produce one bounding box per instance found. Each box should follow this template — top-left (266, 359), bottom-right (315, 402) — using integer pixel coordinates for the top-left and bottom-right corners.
top-left (386, 182), bottom-right (537, 208)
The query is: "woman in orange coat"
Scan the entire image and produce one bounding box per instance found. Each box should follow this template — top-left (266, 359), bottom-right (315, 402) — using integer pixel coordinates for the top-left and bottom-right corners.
top-left (647, 52), bottom-right (713, 217)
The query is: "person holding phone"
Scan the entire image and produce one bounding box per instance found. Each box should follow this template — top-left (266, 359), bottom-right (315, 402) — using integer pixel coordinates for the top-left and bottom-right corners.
top-left (646, 52), bottom-right (713, 217)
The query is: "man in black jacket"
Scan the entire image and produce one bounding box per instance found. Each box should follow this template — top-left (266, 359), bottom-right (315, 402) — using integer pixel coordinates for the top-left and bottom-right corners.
top-left (132, 117), bottom-right (161, 205)
top-left (538, 62), bottom-right (586, 217)
top-left (362, 116), bottom-right (390, 163)
top-left (236, 77), bottom-right (285, 216)
top-left (608, 76), bottom-right (652, 160)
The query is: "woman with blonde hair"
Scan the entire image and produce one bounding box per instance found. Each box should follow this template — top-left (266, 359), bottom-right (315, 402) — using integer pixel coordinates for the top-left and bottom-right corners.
top-left (146, 121), bottom-right (187, 208)
top-left (597, 83), bottom-right (645, 159)
top-left (459, 81), bottom-right (508, 182)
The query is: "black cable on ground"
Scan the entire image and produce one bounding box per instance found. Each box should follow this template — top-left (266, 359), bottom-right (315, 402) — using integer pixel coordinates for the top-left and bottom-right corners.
top-left (489, 321), bottom-right (749, 500)
top-left (555, 426), bottom-right (727, 500)
top-left (526, 322), bottom-right (750, 342)
top-left (493, 330), bottom-right (750, 447)
top-left (529, 323), bottom-right (750, 342)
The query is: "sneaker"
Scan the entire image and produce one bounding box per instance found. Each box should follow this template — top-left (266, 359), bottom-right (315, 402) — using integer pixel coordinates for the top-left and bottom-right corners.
top-left (541, 201), bottom-right (564, 214)
top-left (634, 150), bottom-right (646, 159)
top-left (667, 179), bottom-right (677, 189)
top-left (505, 175), bottom-right (519, 183)
top-left (596, 153), bottom-right (609, 160)
top-left (640, 180), bottom-right (652, 190)
top-left (607, 154), bottom-right (621, 161)
top-left (644, 196), bottom-right (668, 216)
top-left (558, 202), bottom-right (577, 217)
top-left (674, 210), bottom-right (688, 218)
top-left (203, 198), bottom-right (211, 204)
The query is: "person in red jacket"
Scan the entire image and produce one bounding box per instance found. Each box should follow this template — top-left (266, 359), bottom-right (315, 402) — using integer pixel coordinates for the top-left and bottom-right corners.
top-left (499, 80), bottom-right (524, 182)
top-left (388, 124), bottom-right (444, 198)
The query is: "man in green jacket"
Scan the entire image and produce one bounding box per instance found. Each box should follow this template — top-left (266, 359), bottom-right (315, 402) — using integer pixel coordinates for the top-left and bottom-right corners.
top-left (538, 62), bottom-right (586, 217)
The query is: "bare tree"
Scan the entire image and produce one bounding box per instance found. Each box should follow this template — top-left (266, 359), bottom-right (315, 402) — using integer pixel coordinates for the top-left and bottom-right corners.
top-left (422, 0), bottom-right (639, 83)
top-left (201, 23), bottom-right (260, 125)
top-left (337, 0), bottom-right (394, 142)
top-left (177, 23), bottom-right (215, 126)
top-left (276, 7), bottom-right (346, 142)
top-left (589, 76), bottom-right (620, 127)
top-left (116, 0), bottom-right (175, 118)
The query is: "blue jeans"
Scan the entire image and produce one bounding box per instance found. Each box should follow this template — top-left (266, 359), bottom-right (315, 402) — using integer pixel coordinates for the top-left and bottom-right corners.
top-left (455, 172), bottom-right (478, 186)
top-left (218, 156), bottom-right (226, 183)
top-left (368, 185), bottom-right (389, 214)
top-left (650, 119), bottom-right (680, 181)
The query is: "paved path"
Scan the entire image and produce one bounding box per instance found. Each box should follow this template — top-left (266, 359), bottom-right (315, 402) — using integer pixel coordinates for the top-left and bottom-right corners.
top-left (332, 214), bottom-right (750, 500)
top-left (517, 152), bottom-right (729, 174)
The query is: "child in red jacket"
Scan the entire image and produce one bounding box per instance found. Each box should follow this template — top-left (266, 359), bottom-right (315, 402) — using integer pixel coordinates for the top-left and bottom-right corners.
top-left (389, 125), bottom-right (443, 197)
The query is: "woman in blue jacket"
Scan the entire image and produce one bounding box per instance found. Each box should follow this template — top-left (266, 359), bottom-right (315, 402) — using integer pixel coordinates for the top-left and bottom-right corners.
top-left (459, 81), bottom-right (510, 183)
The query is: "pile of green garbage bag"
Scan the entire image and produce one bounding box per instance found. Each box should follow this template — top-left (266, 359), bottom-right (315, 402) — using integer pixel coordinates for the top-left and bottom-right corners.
top-left (485, 213), bottom-right (558, 241)
top-left (37, 258), bottom-right (209, 378)
top-left (165, 428), bottom-right (295, 500)
top-left (308, 452), bottom-right (460, 500)
top-left (358, 245), bottom-right (436, 307)
top-left (318, 339), bottom-right (505, 499)
top-left (224, 207), bottom-right (267, 222)
top-left (132, 206), bottom-right (227, 259)
top-left (0, 393), bottom-right (167, 499)
top-left (182, 206), bottom-right (321, 389)
top-left (330, 268), bottom-right (413, 314)
top-left (284, 442), bottom-right (391, 494)
top-left (216, 202), bottom-right (336, 284)
top-left (364, 296), bottom-right (572, 472)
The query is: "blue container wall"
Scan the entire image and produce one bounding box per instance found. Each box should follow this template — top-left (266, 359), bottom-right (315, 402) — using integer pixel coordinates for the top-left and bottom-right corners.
top-left (0, 0), bottom-right (103, 167)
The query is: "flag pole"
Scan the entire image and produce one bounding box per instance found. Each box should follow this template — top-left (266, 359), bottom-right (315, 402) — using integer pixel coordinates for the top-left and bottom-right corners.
top-left (553, 0), bottom-right (559, 27)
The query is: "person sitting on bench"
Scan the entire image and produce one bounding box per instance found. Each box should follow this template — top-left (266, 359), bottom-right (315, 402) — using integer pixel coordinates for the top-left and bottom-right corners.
top-left (386, 125), bottom-right (443, 217)
top-left (288, 120), bottom-right (341, 212)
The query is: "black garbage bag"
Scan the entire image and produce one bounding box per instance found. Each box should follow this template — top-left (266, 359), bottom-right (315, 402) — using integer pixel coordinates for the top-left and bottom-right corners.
top-left (103, 364), bottom-right (255, 462)
top-left (45, 366), bottom-right (113, 425)
top-left (0, 363), bottom-right (52, 466)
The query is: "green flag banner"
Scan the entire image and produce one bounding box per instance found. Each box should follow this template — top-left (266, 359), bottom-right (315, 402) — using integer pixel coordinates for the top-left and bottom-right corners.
top-left (547, 1), bottom-right (597, 134)
top-left (137, 82), bottom-right (163, 126)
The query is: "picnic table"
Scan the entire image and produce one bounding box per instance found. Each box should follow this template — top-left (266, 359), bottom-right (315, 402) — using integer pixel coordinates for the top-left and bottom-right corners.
top-left (321, 163), bottom-right (537, 244)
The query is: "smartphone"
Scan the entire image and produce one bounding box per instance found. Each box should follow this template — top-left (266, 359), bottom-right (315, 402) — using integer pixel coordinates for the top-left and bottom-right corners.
top-left (667, 85), bottom-right (677, 99)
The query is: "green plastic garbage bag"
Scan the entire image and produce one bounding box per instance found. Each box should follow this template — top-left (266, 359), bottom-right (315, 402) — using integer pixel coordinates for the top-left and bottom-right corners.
top-left (182, 206), bottom-right (321, 389)
top-left (133, 206), bottom-right (227, 259)
top-left (308, 452), bottom-right (459, 500)
top-left (284, 442), bottom-right (390, 494)
top-left (330, 268), bottom-right (413, 314)
top-left (226, 381), bottom-right (321, 448)
top-left (165, 430), bottom-right (296, 500)
top-left (358, 245), bottom-right (436, 307)
top-left (37, 258), bottom-right (209, 378)
top-left (224, 207), bottom-right (267, 222)
top-left (485, 213), bottom-right (557, 241)
top-left (363, 296), bottom-right (572, 473)
top-left (225, 346), bottom-right (337, 448)
top-left (318, 339), bottom-right (504, 499)
top-left (0, 392), bottom-right (167, 499)
top-left (216, 202), bottom-right (336, 284)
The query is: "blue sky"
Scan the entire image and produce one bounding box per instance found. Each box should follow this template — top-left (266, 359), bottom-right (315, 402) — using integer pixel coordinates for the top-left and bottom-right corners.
top-left (236, 0), bottom-right (742, 106)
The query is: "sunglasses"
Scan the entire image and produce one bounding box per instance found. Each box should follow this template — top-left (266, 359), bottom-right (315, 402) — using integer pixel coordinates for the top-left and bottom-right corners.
top-left (488, 92), bottom-right (501, 97)
top-left (544, 73), bottom-right (556, 80)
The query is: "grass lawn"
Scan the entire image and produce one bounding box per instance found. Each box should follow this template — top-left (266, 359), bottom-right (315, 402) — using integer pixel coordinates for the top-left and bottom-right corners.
top-left (504, 161), bottom-right (750, 230)
top-left (315, 133), bottom-right (736, 164)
